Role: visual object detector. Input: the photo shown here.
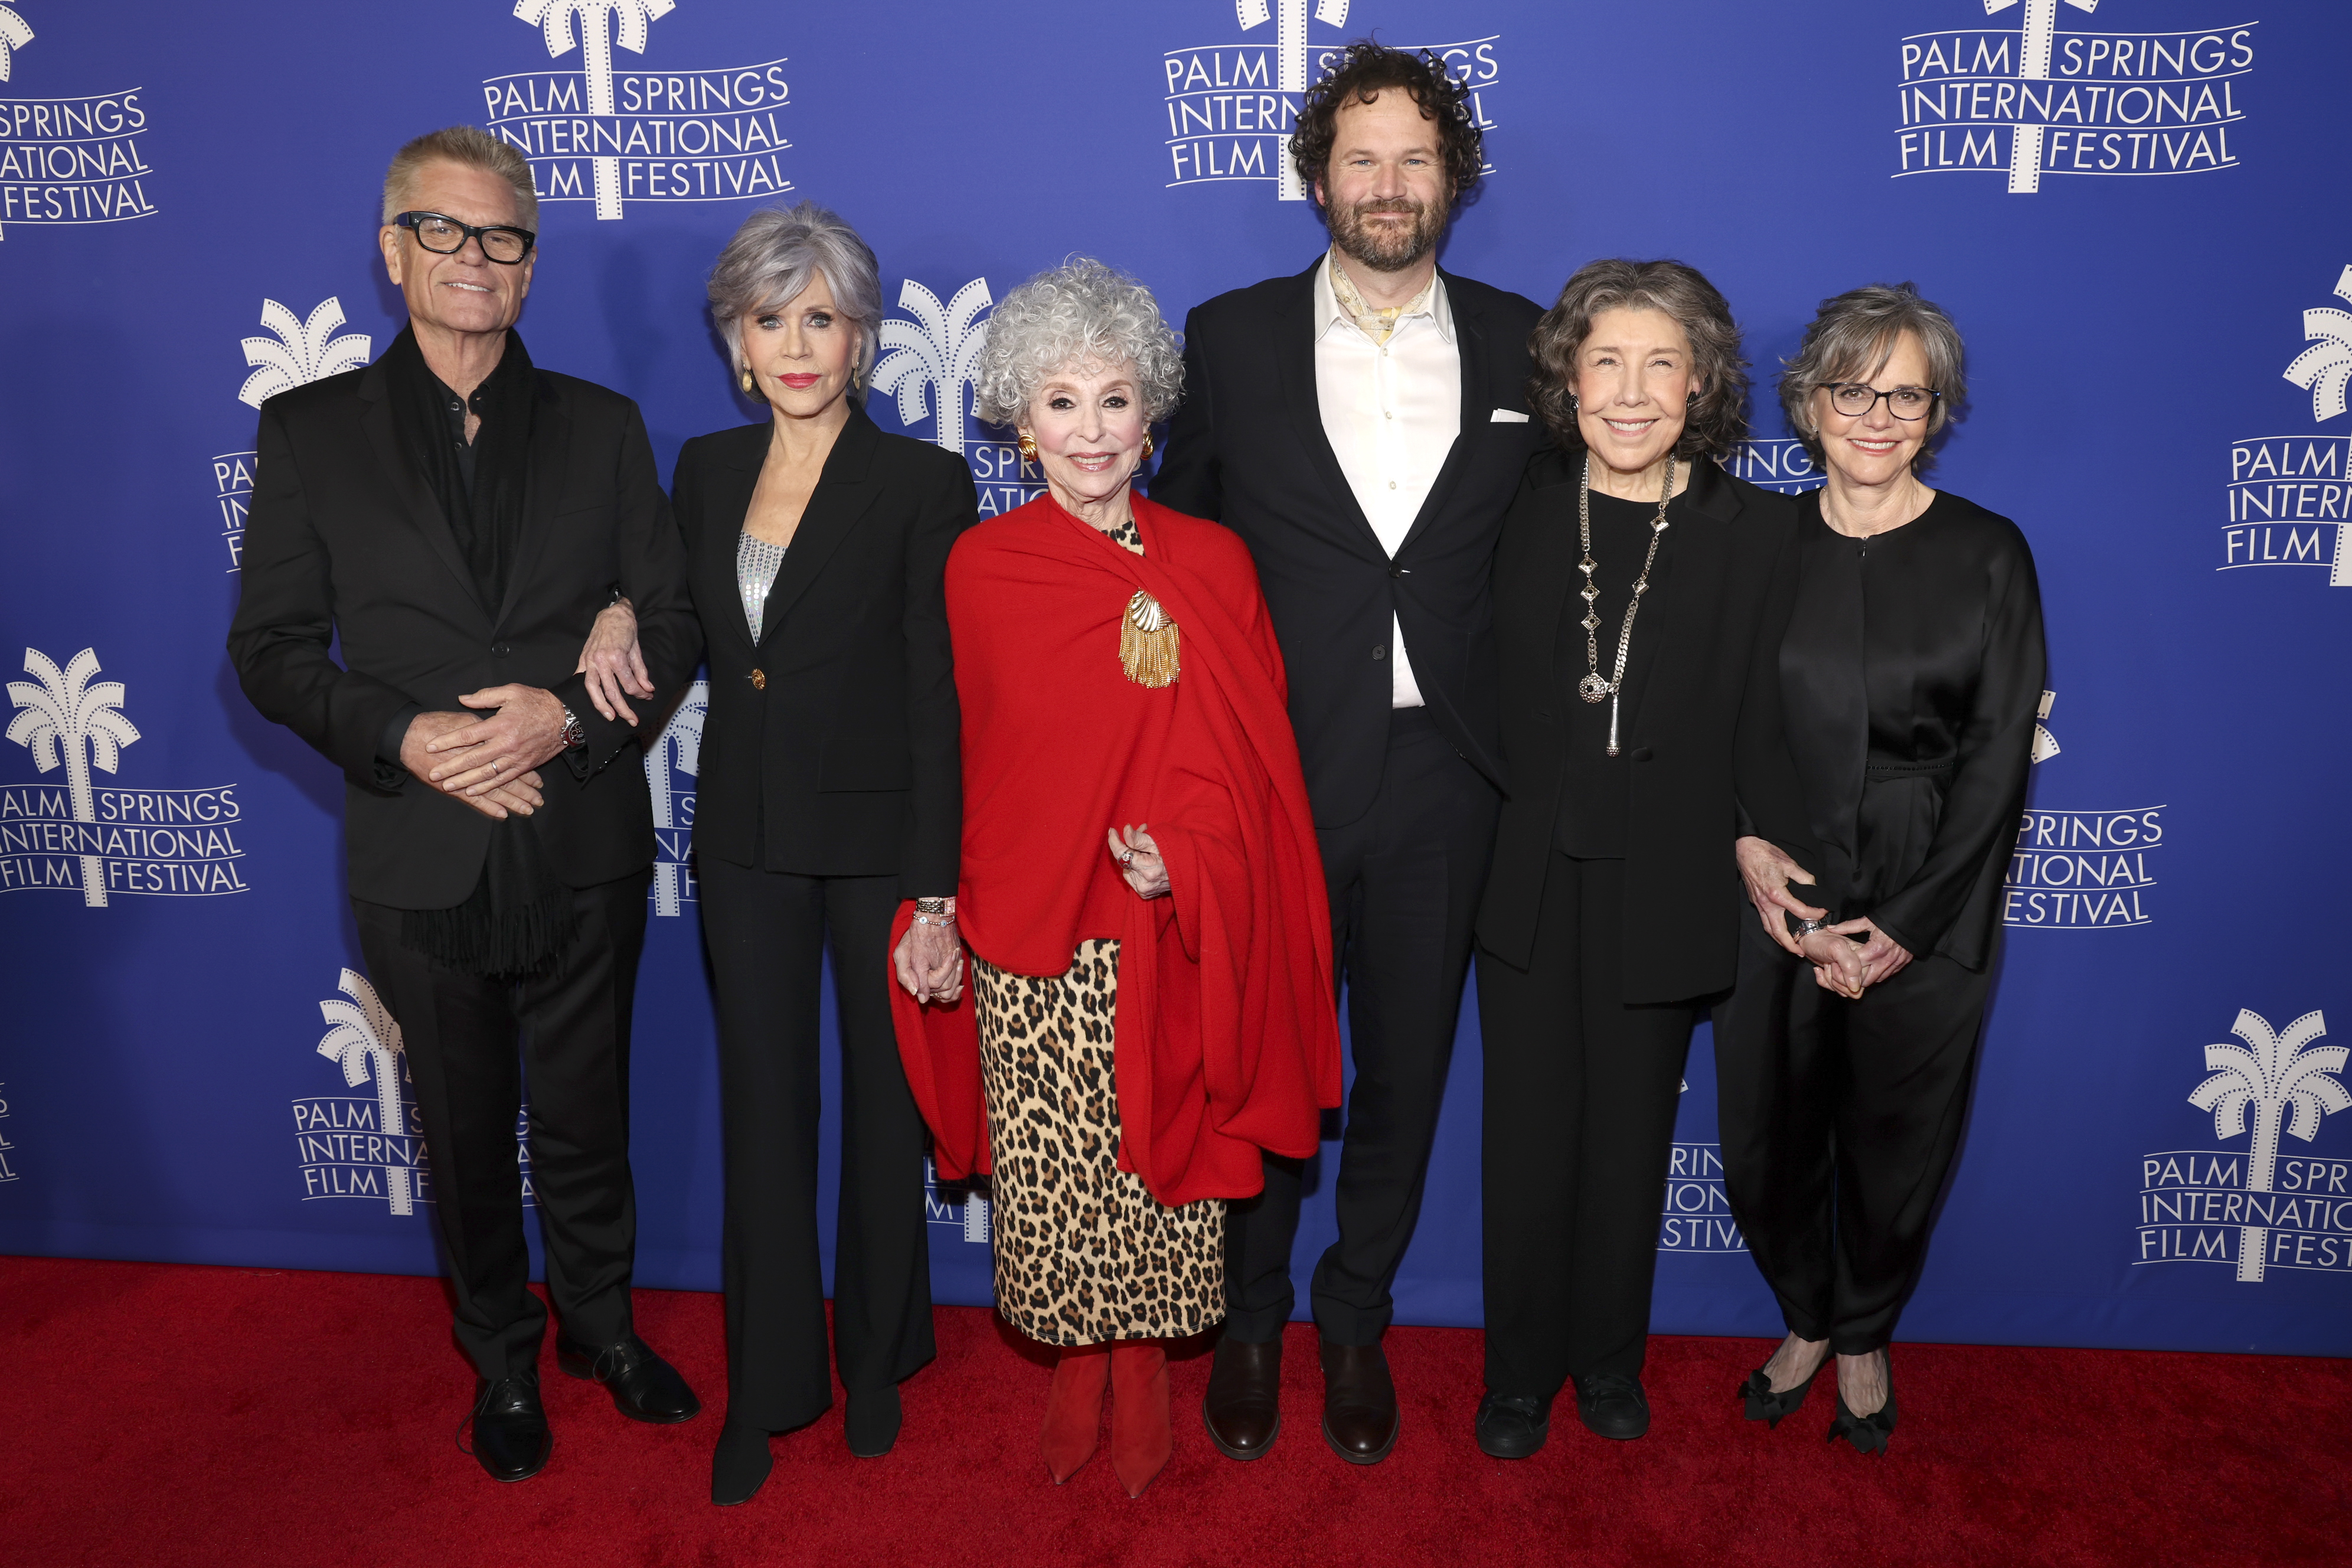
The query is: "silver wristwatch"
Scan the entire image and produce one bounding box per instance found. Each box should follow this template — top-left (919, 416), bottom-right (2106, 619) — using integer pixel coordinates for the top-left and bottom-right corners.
top-left (559, 705), bottom-right (587, 750)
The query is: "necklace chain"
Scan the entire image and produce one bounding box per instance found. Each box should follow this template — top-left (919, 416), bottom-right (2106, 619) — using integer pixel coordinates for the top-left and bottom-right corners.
top-left (1576, 453), bottom-right (1674, 756)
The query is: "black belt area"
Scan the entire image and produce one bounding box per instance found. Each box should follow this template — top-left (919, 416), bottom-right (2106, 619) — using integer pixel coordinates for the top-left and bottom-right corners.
top-left (1864, 756), bottom-right (1958, 782)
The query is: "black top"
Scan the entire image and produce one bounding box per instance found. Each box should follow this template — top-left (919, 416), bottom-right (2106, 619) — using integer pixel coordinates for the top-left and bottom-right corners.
top-left (1152, 259), bottom-right (1546, 828)
top-left (1778, 488), bottom-right (2046, 969)
top-left (1553, 485), bottom-right (1679, 858)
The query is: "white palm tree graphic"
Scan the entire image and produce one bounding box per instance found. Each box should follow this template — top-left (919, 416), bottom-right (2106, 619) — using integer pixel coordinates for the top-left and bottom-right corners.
top-left (2187, 1008), bottom-right (2349, 1282)
top-left (315, 969), bottom-right (416, 1216)
top-left (2283, 265), bottom-right (2352, 424)
top-left (1236, 0), bottom-right (1350, 202)
top-left (2030, 690), bottom-right (2060, 763)
top-left (514, 0), bottom-right (676, 221)
top-left (6, 647), bottom-right (140, 907)
top-left (644, 680), bottom-right (706, 917)
top-left (871, 279), bottom-right (994, 458)
top-left (1982, 0), bottom-right (2102, 194)
top-left (237, 299), bottom-right (373, 410)
top-left (0, 4), bottom-right (34, 85)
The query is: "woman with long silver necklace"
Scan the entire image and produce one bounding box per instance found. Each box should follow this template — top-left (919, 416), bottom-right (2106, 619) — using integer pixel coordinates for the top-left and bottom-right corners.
top-left (1472, 259), bottom-right (1819, 1456)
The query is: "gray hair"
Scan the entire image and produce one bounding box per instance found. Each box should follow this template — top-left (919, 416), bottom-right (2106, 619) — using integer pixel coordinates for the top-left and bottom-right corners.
top-left (971, 257), bottom-right (1184, 428)
top-left (382, 126), bottom-right (538, 231)
top-left (1779, 283), bottom-right (1968, 469)
top-left (708, 202), bottom-right (883, 389)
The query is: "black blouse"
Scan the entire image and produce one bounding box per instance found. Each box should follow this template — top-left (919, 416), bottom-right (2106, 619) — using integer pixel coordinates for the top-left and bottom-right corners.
top-left (1779, 489), bottom-right (2046, 969)
top-left (1553, 485), bottom-right (1681, 858)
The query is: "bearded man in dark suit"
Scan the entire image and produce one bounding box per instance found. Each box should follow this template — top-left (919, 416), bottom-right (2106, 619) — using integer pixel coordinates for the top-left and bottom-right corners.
top-left (229, 126), bottom-right (702, 1482)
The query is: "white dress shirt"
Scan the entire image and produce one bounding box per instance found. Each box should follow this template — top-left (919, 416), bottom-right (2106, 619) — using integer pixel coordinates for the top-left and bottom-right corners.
top-left (1312, 251), bottom-right (1461, 708)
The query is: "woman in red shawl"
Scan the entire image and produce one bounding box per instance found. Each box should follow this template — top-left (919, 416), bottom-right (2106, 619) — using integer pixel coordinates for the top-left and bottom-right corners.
top-left (890, 259), bottom-right (1341, 1498)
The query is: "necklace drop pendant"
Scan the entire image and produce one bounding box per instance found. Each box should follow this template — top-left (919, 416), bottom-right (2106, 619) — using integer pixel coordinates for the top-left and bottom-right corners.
top-left (1577, 672), bottom-right (1615, 703)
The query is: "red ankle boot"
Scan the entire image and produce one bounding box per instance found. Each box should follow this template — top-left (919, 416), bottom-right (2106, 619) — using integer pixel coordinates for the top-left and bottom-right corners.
top-left (1109, 1340), bottom-right (1172, 1498)
top-left (1041, 1344), bottom-right (1111, 1482)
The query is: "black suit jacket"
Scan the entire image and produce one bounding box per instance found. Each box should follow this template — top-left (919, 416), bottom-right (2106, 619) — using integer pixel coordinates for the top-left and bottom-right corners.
top-left (1154, 259), bottom-right (1545, 828)
top-left (1475, 451), bottom-right (1815, 1004)
top-left (227, 348), bottom-right (698, 909)
top-left (673, 407), bottom-right (976, 894)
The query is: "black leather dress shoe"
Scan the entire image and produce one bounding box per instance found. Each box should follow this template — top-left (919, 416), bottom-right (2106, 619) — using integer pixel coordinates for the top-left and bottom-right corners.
top-left (470, 1374), bottom-right (551, 1482)
top-left (557, 1333), bottom-right (703, 1424)
top-left (711, 1420), bottom-right (774, 1506)
top-left (1202, 1335), bottom-right (1282, 1461)
top-left (1319, 1339), bottom-right (1399, 1465)
top-left (844, 1384), bottom-right (902, 1458)
top-left (1575, 1374), bottom-right (1650, 1440)
top-left (1475, 1391), bottom-right (1552, 1459)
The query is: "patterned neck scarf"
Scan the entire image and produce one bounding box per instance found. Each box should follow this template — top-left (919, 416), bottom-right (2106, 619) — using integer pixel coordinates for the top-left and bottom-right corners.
top-left (1328, 251), bottom-right (1436, 347)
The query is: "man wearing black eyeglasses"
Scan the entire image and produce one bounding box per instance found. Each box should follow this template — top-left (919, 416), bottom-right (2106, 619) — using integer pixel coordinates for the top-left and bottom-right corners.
top-left (228, 126), bottom-right (703, 1482)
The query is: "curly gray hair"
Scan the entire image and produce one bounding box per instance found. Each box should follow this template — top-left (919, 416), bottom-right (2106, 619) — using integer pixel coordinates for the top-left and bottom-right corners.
top-left (707, 201), bottom-right (883, 390)
top-left (971, 258), bottom-right (1184, 428)
top-left (1779, 283), bottom-right (1968, 471)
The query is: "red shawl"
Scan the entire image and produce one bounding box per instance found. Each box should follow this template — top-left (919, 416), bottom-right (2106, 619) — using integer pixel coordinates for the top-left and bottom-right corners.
top-left (889, 492), bottom-right (1341, 1208)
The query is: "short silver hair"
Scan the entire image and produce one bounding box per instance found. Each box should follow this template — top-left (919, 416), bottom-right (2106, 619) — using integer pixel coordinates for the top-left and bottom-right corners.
top-left (707, 201), bottom-right (883, 388)
top-left (971, 257), bottom-right (1184, 428)
top-left (1779, 283), bottom-right (1968, 469)
top-left (382, 126), bottom-right (538, 230)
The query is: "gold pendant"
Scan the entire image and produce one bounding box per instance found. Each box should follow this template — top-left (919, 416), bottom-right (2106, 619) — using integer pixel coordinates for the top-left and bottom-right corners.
top-left (1120, 590), bottom-right (1180, 688)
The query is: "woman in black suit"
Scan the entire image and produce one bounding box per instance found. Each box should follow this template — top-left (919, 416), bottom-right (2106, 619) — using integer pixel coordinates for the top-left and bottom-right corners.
top-left (1719, 285), bottom-right (2043, 1454)
top-left (1472, 259), bottom-right (1825, 1457)
top-left (604, 202), bottom-right (976, 1504)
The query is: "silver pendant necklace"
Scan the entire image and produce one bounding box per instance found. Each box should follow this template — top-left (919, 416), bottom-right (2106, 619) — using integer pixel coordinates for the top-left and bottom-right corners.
top-left (1577, 452), bottom-right (1674, 756)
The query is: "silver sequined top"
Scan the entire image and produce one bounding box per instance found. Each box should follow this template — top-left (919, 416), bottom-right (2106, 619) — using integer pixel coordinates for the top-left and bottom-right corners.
top-left (737, 531), bottom-right (787, 643)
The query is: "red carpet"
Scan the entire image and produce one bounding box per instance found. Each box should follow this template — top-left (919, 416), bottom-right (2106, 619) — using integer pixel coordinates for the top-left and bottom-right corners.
top-left (2, 1257), bottom-right (2345, 1567)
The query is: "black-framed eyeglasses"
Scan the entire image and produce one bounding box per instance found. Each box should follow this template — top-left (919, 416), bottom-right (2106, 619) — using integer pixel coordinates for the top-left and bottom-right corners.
top-left (1822, 383), bottom-right (1940, 420)
top-left (393, 211), bottom-right (536, 264)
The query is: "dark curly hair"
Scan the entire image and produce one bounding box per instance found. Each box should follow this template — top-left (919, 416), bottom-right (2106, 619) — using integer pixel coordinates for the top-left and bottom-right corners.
top-left (1528, 259), bottom-right (1751, 462)
top-left (1289, 41), bottom-right (1484, 210)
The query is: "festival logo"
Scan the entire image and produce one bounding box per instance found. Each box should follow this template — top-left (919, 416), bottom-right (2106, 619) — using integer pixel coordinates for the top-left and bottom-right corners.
top-left (1724, 439), bottom-right (1824, 496)
top-left (925, 1158), bottom-right (991, 1243)
top-left (489, 1), bottom-right (792, 221)
top-left (2222, 264), bottom-right (2352, 586)
top-left (2139, 1008), bottom-right (2349, 1281)
top-left (1159, 1), bottom-right (1504, 200)
top-left (211, 299), bottom-right (376, 573)
top-left (1896, 4), bottom-right (2256, 191)
top-left (0, 2), bottom-right (158, 239)
top-left (872, 277), bottom-right (1043, 518)
top-left (4, 646), bottom-right (247, 904)
top-left (1657, 1142), bottom-right (1746, 1255)
top-left (646, 680), bottom-right (704, 917)
top-left (2004, 690), bottom-right (2162, 929)
top-left (0, 1080), bottom-right (18, 1184)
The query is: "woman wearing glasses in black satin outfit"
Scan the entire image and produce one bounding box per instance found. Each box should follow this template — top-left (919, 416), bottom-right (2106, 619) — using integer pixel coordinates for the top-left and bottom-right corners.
top-left (1718, 284), bottom-right (2044, 1455)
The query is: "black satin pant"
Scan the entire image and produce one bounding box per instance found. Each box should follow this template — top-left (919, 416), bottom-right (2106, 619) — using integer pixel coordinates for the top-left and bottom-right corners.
top-left (701, 858), bottom-right (935, 1432)
top-left (1476, 854), bottom-right (1700, 1394)
top-left (1713, 916), bottom-right (1989, 1355)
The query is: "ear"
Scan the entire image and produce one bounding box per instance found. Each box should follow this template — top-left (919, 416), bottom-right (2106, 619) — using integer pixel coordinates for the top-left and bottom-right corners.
top-left (380, 226), bottom-right (404, 285)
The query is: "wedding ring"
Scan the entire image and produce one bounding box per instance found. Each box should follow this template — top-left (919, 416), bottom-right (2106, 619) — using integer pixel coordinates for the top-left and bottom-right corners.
top-left (489, 760), bottom-right (501, 774)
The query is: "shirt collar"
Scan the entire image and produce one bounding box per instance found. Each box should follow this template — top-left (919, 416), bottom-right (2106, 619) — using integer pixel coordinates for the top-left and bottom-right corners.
top-left (1313, 249), bottom-right (1453, 345)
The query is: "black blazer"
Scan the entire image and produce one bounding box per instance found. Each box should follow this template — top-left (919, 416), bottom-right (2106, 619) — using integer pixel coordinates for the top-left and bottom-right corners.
top-left (672, 407), bottom-right (976, 894)
top-left (1154, 259), bottom-right (1546, 827)
top-left (1475, 451), bottom-right (1814, 1004)
top-left (227, 351), bottom-right (698, 909)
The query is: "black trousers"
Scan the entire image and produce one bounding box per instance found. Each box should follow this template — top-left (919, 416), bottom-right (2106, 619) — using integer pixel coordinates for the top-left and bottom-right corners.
top-left (352, 870), bottom-right (651, 1381)
top-left (1714, 917), bottom-right (1989, 1355)
top-left (1476, 854), bottom-right (1699, 1393)
top-left (1224, 707), bottom-right (1501, 1345)
top-left (701, 858), bottom-right (935, 1432)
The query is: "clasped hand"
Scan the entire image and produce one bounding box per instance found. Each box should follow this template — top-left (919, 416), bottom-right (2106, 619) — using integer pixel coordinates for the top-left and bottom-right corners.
top-left (400, 686), bottom-right (569, 821)
top-left (893, 917), bottom-right (965, 1006)
top-left (1108, 824), bottom-right (1170, 899)
top-left (1733, 835), bottom-right (1913, 999)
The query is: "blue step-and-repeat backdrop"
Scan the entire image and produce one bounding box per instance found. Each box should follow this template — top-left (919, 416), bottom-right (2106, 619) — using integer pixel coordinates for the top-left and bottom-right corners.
top-left (2, 1), bottom-right (2347, 1357)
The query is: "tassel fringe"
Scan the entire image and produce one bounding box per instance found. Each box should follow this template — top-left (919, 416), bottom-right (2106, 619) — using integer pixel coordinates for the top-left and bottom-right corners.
top-left (1120, 591), bottom-right (1180, 688)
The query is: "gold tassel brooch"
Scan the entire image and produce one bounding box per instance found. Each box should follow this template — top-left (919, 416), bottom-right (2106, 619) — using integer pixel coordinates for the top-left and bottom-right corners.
top-left (1120, 590), bottom-right (1180, 688)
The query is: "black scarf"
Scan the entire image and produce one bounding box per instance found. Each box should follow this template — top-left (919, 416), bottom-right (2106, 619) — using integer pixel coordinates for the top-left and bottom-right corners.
top-left (382, 325), bottom-right (576, 979)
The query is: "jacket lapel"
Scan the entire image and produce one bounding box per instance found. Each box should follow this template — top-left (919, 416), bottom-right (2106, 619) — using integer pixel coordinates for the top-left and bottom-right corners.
top-left (1273, 260), bottom-right (1387, 560)
top-left (494, 374), bottom-right (570, 631)
top-left (1394, 270), bottom-right (1487, 557)
top-left (756, 406), bottom-right (883, 639)
top-left (357, 361), bottom-right (486, 619)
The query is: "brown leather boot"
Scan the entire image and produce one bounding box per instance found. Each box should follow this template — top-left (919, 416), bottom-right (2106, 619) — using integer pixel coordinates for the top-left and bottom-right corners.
top-left (1109, 1340), bottom-right (1172, 1498)
top-left (1202, 1333), bottom-right (1283, 1460)
top-left (1041, 1343), bottom-right (1110, 1483)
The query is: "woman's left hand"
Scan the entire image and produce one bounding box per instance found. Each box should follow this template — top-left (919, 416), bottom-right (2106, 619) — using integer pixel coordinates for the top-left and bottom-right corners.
top-left (576, 596), bottom-right (655, 726)
top-left (894, 918), bottom-right (965, 1005)
top-left (1108, 824), bottom-right (1170, 899)
top-left (1826, 916), bottom-right (1915, 989)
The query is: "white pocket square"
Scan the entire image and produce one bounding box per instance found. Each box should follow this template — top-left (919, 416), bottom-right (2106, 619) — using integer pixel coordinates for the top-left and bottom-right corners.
top-left (1490, 408), bottom-right (1530, 423)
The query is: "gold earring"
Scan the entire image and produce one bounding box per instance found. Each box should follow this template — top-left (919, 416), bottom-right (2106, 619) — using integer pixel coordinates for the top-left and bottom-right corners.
top-left (1017, 432), bottom-right (1039, 463)
top-left (739, 368), bottom-right (756, 396)
top-left (1139, 432), bottom-right (1155, 460)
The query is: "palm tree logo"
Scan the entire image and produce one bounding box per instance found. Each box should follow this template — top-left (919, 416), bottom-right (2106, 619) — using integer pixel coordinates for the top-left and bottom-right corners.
top-left (6, 647), bottom-right (141, 908)
top-left (2187, 1008), bottom-right (2349, 1282)
top-left (237, 299), bottom-right (374, 410)
top-left (1981, 0), bottom-right (2103, 194)
top-left (644, 680), bottom-right (706, 917)
top-left (0, 4), bottom-right (34, 84)
top-left (315, 969), bottom-right (417, 1216)
top-left (872, 279), bottom-right (994, 458)
top-left (1236, 0), bottom-right (1351, 202)
top-left (2281, 265), bottom-right (2352, 587)
top-left (513, 0), bottom-right (677, 221)
top-left (2031, 690), bottom-right (2060, 763)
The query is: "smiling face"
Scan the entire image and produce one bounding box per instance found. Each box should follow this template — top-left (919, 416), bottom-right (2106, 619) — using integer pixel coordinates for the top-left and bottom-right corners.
top-left (1572, 307), bottom-right (1697, 480)
top-left (1812, 329), bottom-right (1934, 488)
top-left (1314, 89), bottom-right (1451, 275)
top-left (741, 269), bottom-right (858, 420)
top-left (1021, 358), bottom-right (1148, 517)
top-left (379, 160), bottom-right (533, 339)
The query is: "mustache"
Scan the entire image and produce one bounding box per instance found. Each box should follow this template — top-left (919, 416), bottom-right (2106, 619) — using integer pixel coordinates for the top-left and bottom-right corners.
top-left (1351, 198), bottom-right (1426, 217)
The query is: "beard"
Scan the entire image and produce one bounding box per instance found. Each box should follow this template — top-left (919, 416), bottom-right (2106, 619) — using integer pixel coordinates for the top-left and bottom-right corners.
top-left (1327, 195), bottom-right (1447, 275)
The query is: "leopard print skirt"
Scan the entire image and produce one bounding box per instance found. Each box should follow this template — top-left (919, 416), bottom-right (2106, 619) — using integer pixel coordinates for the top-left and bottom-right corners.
top-left (971, 939), bottom-right (1226, 1345)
